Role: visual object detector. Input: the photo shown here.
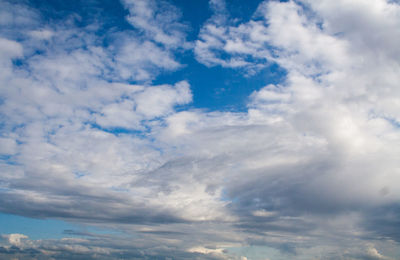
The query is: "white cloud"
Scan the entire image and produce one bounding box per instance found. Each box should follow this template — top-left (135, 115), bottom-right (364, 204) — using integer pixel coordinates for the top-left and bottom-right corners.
top-left (93, 81), bottom-right (191, 129)
top-left (28, 29), bottom-right (54, 40)
top-left (2, 234), bottom-right (28, 247)
top-left (252, 210), bottom-right (276, 218)
top-left (0, 137), bottom-right (17, 155)
top-left (113, 39), bottom-right (181, 81)
top-left (115, 0), bottom-right (189, 81)
top-left (122, 0), bottom-right (188, 49)
top-left (366, 246), bottom-right (392, 260)
top-left (0, 0), bottom-right (39, 28)
top-left (135, 81), bottom-right (192, 117)
top-left (194, 1), bottom-right (272, 72)
top-left (0, 38), bottom-right (23, 59)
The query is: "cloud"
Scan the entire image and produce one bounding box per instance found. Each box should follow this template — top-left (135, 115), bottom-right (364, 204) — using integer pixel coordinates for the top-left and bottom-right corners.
top-left (2, 234), bottom-right (28, 247)
top-left (121, 0), bottom-right (188, 49)
top-left (194, 0), bottom-right (275, 72)
top-left (0, 0), bottom-right (195, 226)
top-left (94, 80), bottom-right (192, 129)
top-left (0, 137), bottom-right (17, 155)
top-left (365, 246), bottom-right (392, 260)
top-left (172, 0), bottom-right (400, 255)
top-left (114, 0), bottom-right (190, 81)
top-left (0, 232), bottom-right (241, 260)
top-left (1, 0), bottom-right (400, 259)
top-left (113, 39), bottom-right (182, 81)
top-left (0, 38), bottom-right (22, 59)
top-left (0, 0), bottom-right (39, 29)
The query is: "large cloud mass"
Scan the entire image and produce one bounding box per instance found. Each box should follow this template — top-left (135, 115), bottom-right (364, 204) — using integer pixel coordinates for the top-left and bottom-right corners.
top-left (1, 0), bottom-right (400, 259)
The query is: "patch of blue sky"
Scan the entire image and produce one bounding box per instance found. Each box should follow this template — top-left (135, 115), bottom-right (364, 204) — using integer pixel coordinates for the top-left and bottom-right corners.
top-left (12, 58), bottom-right (24, 67)
top-left (385, 117), bottom-right (400, 128)
top-left (165, 0), bottom-right (288, 112)
top-left (0, 155), bottom-right (12, 161)
top-left (88, 123), bottom-right (166, 155)
top-left (0, 155), bottom-right (19, 166)
top-left (175, 0), bottom-right (265, 29)
top-left (73, 171), bottom-right (86, 179)
top-left (89, 122), bottom-right (149, 137)
top-left (28, 0), bottom-right (130, 30)
top-left (225, 0), bottom-right (266, 21)
top-left (171, 0), bottom-right (212, 41)
top-left (220, 188), bottom-right (239, 203)
top-left (0, 212), bottom-right (77, 240)
top-left (0, 212), bottom-right (125, 240)
top-left (154, 59), bottom-right (287, 112)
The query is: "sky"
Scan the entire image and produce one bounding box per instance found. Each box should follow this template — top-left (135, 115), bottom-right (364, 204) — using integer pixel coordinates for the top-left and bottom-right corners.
top-left (0, 0), bottom-right (400, 259)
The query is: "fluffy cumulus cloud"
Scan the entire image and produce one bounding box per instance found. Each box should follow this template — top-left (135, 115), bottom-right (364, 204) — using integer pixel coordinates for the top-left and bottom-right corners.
top-left (1, 0), bottom-right (400, 259)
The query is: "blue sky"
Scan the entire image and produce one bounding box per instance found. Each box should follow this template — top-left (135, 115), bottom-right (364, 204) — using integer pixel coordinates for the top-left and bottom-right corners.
top-left (1, 0), bottom-right (400, 259)
top-left (0, 213), bottom-right (75, 240)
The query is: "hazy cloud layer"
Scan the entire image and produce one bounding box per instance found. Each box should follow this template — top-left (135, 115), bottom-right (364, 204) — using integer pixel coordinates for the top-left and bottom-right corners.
top-left (1, 0), bottom-right (400, 259)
